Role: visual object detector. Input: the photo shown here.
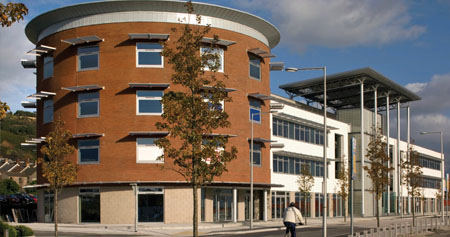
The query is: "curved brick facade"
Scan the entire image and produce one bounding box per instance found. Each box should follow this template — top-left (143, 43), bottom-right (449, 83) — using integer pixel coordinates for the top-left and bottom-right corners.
top-left (28, 1), bottom-right (279, 224)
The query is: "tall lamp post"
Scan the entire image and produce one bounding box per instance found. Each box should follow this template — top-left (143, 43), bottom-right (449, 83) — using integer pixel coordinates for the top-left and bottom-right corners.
top-left (250, 105), bottom-right (283, 229)
top-left (420, 131), bottom-right (444, 222)
top-left (285, 66), bottom-right (327, 237)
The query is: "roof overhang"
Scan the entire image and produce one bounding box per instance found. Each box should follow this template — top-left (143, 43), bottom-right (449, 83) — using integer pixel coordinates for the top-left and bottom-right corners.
top-left (25, 1), bottom-right (280, 48)
top-left (280, 67), bottom-right (421, 109)
top-left (270, 62), bottom-right (284, 71)
top-left (248, 48), bottom-right (275, 58)
top-left (26, 91), bottom-right (56, 100)
top-left (26, 45), bottom-right (55, 56)
top-left (21, 101), bottom-right (36, 109)
top-left (248, 93), bottom-right (274, 101)
top-left (201, 86), bottom-right (237, 93)
top-left (203, 133), bottom-right (237, 138)
top-left (248, 137), bottom-right (277, 143)
top-left (21, 59), bottom-right (36, 69)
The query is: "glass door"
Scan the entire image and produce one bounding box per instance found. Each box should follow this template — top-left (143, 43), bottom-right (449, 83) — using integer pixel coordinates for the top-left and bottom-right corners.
top-left (214, 189), bottom-right (233, 222)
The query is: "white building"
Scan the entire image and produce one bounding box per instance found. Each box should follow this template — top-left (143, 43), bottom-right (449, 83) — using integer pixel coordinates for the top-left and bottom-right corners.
top-left (270, 67), bottom-right (444, 219)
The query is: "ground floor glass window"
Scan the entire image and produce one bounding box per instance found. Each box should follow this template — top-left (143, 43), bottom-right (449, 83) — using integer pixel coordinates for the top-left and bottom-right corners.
top-left (138, 187), bottom-right (164, 222)
top-left (271, 191), bottom-right (289, 219)
top-left (79, 188), bottom-right (100, 223)
top-left (44, 191), bottom-right (54, 223)
top-left (295, 192), bottom-right (311, 217)
top-left (213, 189), bottom-right (233, 222)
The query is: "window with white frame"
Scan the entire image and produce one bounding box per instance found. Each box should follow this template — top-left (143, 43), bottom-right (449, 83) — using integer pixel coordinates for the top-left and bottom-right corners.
top-left (201, 47), bottom-right (224, 72)
top-left (249, 54), bottom-right (261, 80)
top-left (43, 99), bottom-right (53, 124)
top-left (136, 138), bottom-right (164, 163)
top-left (43, 56), bottom-right (54, 79)
top-left (78, 92), bottom-right (99, 118)
top-left (249, 99), bottom-right (261, 123)
top-left (78, 46), bottom-right (99, 71)
top-left (249, 143), bottom-right (261, 166)
top-left (136, 90), bottom-right (163, 115)
top-left (136, 43), bottom-right (163, 67)
top-left (78, 139), bottom-right (100, 164)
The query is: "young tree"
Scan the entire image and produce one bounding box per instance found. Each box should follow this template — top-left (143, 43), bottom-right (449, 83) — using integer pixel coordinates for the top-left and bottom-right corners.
top-left (337, 163), bottom-right (349, 222)
top-left (0, 2), bottom-right (28, 27)
top-left (40, 119), bottom-right (77, 237)
top-left (297, 164), bottom-right (314, 224)
top-left (0, 100), bottom-right (10, 120)
top-left (435, 189), bottom-right (442, 215)
top-left (363, 127), bottom-right (393, 227)
top-left (155, 2), bottom-right (237, 236)
top-left (401, 143), bottom-right (423, 226)
top-left (0, 179), bottom-right (20, 194)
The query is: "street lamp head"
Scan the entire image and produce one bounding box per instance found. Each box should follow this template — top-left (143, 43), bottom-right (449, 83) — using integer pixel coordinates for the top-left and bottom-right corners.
top-left (285, 67), bottom-right (299, 72)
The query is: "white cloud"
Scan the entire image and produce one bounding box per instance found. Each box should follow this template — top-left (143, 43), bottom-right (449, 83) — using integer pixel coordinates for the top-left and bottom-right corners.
top-left (233, 0), bottom-right (425, 52)
top-left (0, 22), bottom-right (36, 112)
top-left (405, 82), bottom-right (427, 93)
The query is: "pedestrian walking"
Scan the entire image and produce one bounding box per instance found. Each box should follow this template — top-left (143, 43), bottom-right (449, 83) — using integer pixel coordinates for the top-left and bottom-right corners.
top-left (283, 202), bottom-right (304, 237)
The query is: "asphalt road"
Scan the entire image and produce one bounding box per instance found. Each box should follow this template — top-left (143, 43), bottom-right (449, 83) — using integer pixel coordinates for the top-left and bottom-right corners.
top-left (214, 226), bottom-right (370, 237)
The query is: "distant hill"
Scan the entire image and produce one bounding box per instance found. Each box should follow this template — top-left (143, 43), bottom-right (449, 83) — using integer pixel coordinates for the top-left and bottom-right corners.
top-left (0, 111), bottom-right (36, 162)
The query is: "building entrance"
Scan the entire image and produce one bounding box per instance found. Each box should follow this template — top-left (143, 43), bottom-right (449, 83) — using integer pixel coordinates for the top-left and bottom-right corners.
top-left (213, 190), bottom-right (233, 222)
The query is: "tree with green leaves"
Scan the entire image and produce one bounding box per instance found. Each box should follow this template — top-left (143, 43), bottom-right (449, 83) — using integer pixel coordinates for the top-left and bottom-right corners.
top-left (363, 127), bottom-right (393, 227)
top-left (0, 100), bottom-right (9, 120)
top-left (0, 178), bottom-right (20, 194)
top-left (297, 164), bottom-right (314, 224)
top-left (337, 163), bottom-right (349, 222)
top-left (40, 119), bottom-right (77, 237)
top-left (0, 2), bottom-right (28, 27)
top-left (155, 2), bottom-right (237, 236)
top-left (401, 143), bottom-right (423, 226)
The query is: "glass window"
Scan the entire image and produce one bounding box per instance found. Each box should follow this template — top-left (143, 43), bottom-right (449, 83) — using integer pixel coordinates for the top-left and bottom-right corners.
top-left (137, 138), bottom-right (163, 163)
top-left (249, 100), bottom-right (261, 123)
top-left (249, 54), bottom-right (261, 80)
top-left (201, 47), bottom-right (224, 72)
top-left (44, 191), bottom-right (54, 223)
top-left (43, 56), bottom-right (53, 79)
top-left (78, 46), bottom-right (99, 71)
top-left (43, 99), bottom-right (53, 124)
top-left (203, 93), bottom-right (224, 111)
top-left (137, 90), bottom-right (163, 115)
top-left (79, 188), bottom-right (100, 223)
top-left (138, 187), bottom-right (164, 222)
top-left (78, 139), bottom-right (100, 164)
top-left (136, 43), bottom-right (163, 67)
top-left (78, 92), bottom-right (99, 117)
top-left (250, 143), bottom-right (261, 166)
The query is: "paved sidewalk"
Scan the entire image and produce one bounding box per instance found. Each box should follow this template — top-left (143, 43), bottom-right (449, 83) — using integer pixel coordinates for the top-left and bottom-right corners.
top-left (11, 214), bottom-right (450, 236)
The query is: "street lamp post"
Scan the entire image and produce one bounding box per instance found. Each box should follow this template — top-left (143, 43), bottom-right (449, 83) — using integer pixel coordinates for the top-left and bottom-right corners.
top-left (250, 105), bottom-right (283, 229)
top-left (285, 66), bottom-right (327, 237)
top-left (420, 131), bottom-right (444, 222)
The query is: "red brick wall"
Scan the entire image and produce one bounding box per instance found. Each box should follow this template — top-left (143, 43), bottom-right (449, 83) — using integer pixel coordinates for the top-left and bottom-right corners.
top-left (36, 22), bottom-right (272, 185)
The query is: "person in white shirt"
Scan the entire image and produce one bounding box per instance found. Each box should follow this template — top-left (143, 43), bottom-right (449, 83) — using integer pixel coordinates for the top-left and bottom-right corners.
top-left (283, 202), bottom-right (305, 237)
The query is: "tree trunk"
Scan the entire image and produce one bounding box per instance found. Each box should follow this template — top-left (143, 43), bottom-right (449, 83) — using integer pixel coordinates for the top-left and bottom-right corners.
top-left (376, 194), bottom-right (380, 228)
top-left (54, 188), bottom-right (58, 237)
top-left (193, 183), bottom-right (198, 237)
top-left (343, 199), bottom-right (347, 222)
top-left (304, 197), bottom-right (307, 225)
top-left (412, 194), bottom-right (415, 226)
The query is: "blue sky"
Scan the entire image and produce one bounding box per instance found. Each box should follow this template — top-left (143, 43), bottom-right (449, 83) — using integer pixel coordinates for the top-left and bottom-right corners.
top-left (1, 0), bottom-right (450, 173)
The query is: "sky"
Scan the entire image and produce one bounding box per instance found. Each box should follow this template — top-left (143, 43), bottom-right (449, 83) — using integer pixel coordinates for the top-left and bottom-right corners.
top-left (1, 0), bottom-right (450, 174)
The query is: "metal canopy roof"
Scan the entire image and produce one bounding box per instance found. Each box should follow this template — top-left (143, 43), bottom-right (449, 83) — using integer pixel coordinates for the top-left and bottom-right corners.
top-left (21, 59), bottom-right (36, 69)
top-left (61, 35), bottom-right (103, 45)
top-left (72, 133), bottom-right (104, 139)
top-left (201, 86), bottom-right (237, 93)
top-left (248, 137), bottom-right (277, 143)
top-left (128, 33), bottom-right (169, 40)
top-left (202, 133), bottom-right (237, 138)
top-left (248, 48), bottom-right (275, 58)
top-left (21, 101), bottom-right (36, 109)
top-left (26, 45), bottom-right (55, 56)
top-left (248, 93), bottom-right (274, 101)
top-left (270, 62), bottom-right (284, 71)
top-left (62, 85), bottom-right (104, 92)
top-left (128, 83), bottom-right (170, 89)
top-left (129, 131), bottom-right (169, 136)
top-left (279, 67), bottom-right (421, 109)
top-left (201, 37), bottom-right (236, 47)
top-left (26, 91), bottom-right (56, 100)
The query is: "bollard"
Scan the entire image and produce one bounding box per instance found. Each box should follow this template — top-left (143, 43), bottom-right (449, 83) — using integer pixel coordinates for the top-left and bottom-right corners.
top-left (394, 224), bottom-right (397, 237)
